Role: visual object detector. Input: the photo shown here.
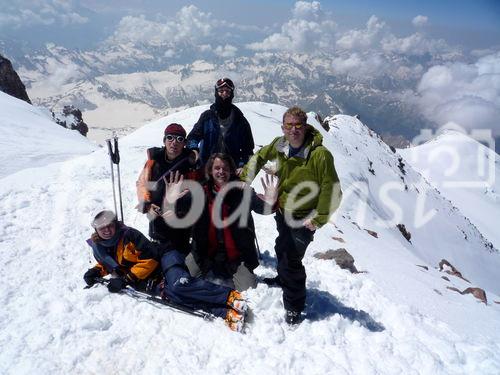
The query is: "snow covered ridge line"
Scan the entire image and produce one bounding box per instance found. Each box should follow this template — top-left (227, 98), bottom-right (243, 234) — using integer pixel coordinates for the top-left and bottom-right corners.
top-left (409, 123), bottom-right (497, 188)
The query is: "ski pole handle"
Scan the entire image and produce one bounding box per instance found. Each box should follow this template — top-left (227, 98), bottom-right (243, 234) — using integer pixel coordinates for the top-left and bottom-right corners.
top-left (113, 136), bottom-right (120, 164)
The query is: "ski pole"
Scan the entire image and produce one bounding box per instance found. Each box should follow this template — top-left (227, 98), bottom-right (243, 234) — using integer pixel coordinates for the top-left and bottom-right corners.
top-left (113, 136), bottom-right (124, 223)
top-left (106, 138), bottom-right (118, 216)
top-left (106, 134), bottom-right (124, 223)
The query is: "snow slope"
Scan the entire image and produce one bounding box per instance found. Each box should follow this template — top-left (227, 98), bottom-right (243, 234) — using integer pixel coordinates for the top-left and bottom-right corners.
top-left (0, 92), bottom-right (97, 179)
top-left (1, 102), bottom-right (500, 374)
top-left (399, 130), bottom-right (500, 250)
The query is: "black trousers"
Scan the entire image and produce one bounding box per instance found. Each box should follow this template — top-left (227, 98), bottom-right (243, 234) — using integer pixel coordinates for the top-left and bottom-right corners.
top-left (149, 217), bottom-right (191, 255)
top-left (274, 212), bottom-right (314, 312)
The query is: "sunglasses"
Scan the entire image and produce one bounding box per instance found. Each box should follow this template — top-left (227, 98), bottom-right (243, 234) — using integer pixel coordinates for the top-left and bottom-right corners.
top-left (283, 122), bottom-right (304, 130)
top-left (165, 134), bottom-right (185, 142)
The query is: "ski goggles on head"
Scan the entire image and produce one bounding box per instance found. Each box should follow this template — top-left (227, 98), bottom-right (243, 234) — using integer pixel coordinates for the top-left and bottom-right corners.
top-left (165, 134), bottom-right (185, 142)
top-left (215, 78), bottom-right (234, 91)
top-left (92, 210), bottom-right (117, 229)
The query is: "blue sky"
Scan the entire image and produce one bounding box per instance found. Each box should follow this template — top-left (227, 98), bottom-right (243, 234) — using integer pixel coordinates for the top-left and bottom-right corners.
top-left (1, 0), bottom-right (499, 51)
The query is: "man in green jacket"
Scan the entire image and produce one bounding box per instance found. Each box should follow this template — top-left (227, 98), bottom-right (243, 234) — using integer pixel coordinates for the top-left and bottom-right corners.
top-left (241, 106), bottom-right (342, 325)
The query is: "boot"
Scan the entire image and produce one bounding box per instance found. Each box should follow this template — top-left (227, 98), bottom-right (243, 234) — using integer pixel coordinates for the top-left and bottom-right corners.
top-left (225, 308), bottom-right (245, 332)
top-left (226, 290), bottom-right (248, 314)
top-left (262, 275), bottom-right (282, 287)
top-left (285, 310), bottom-right (302, 325)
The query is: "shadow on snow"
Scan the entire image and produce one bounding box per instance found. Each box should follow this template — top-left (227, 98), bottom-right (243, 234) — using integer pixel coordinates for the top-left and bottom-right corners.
top-left (306, 288), bottom-right (385, 332)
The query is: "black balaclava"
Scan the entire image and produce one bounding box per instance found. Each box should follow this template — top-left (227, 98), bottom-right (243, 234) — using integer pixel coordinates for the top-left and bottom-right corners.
top-left (214, 78), bottom-right (234, 119)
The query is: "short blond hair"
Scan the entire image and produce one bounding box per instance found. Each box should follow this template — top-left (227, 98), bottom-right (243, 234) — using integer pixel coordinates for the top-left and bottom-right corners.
top-left (282, 106), bottom-right (307, 125)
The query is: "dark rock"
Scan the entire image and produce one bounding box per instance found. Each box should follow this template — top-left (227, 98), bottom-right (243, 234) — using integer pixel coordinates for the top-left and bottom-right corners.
top-left (397, 157), bottom-right (406, 175)
top-left (314, 248), bottom-right (359, 273)
top-left (332, 236), bottom-right (345, 243)
top-left (314, 113), bottom-right (330, 131)
top-left (52, 105), bottom-right (89, 137)
top-left (441, 276), bottom-right (450, 281)
top-left (397, 224), bottom-right (411, 243)
top-left (0, 54), bottom-right (31, 104)
top-left (438, 259), bottom-right (470, 283)
top-left (368, 160), bottom-right (375, 175)
top-left (446, 286), bottom-right (487, 304)
top-left (416, 265), bottom-right (428, 271)
top-left (365, 229), bottom-right (378, 238)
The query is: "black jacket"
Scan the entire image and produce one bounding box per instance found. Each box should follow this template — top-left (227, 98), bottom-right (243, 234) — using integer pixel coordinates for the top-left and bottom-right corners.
top-left (186, 104), bottom-right (254, 167)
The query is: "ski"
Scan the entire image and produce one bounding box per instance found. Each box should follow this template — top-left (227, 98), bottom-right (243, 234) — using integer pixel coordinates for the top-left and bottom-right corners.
top-left (91, 277), bottom-right (216, 321)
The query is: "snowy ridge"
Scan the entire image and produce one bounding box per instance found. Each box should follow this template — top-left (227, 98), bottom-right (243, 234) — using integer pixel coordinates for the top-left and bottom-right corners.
top-left (399, 130), bottom-right (500, 250)
top-left (322, 115), bottom-right (499, 295)
top-left (0, 92), bottom-right (97, 179)
top-left (1, 101), bottom-right (500, 374)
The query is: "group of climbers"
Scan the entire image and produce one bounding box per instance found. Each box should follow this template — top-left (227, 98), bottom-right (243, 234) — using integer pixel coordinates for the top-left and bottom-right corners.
top-left (83, 77), bottom-right (342, 330)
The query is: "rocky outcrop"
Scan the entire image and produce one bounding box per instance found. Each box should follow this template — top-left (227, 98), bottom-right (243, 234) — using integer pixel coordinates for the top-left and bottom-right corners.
top-left (446, 286), bottom-right (487, 304)
top-left (397, 224), bottom-right (411, 243)
top-left (52, 105), bottom-right (89, 137)
top-left (439, 259), bottom-right (470, 283)
top-left (0, 54), bottom-right (31, 104)
top-left (314, 248), bottom-right (359, 273)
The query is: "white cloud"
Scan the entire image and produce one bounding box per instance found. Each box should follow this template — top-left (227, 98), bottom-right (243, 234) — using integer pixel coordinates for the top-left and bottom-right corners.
top-left (412, 15), bottom-right (428, 27)
top-left (247, 1), bottom-right (336, 53)
top-left (336, 15), bottom-right (386, 50)
top-left (214, 44), bottom-right (238, 58)
top-left (415, 52), bottom-right (500, 135)
top-left (108, 5), bottom-right (216, 49)
top-left (381, 32), bottom-right (451, 56)
top-left (0, 0), bottom-right (88, 28)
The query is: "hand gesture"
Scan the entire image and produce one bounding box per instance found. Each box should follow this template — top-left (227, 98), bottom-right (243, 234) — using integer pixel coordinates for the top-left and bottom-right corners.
top-left (303, 218), bottom-right (318, 232)
top-left (261, 173), bottom-right (279, 204)
top-left (163, 170), bottom-right (189, 206)
top-left (146, 203), bottom-right (162, 221)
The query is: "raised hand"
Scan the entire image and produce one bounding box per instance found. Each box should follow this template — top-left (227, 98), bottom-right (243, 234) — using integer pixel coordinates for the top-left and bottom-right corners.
top-left (261, 173), bottom-right (279, 204)
top-left (163, 170), bottom-right (189, 206)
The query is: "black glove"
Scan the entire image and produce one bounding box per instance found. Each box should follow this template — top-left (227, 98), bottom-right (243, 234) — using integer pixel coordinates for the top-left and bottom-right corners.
top-left (107, 277), bottom-right (128, 293)
top-left (83, 268), bottom-right (101, 286)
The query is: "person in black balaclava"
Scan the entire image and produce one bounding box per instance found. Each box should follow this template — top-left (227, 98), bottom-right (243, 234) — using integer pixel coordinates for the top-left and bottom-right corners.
top-left (186, 78), bottom-right (254, 175)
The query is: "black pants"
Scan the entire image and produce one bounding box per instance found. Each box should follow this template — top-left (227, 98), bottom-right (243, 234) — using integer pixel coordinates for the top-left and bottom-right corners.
top-left (274, 212), bottom-right (314, 313)
top-left (149, 217), bottom-right (190, 255)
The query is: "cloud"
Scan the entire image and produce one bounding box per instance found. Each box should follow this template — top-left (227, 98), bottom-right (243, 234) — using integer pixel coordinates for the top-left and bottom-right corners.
top-left (414, 52), bottom-right (500, 135)
top-left (214, 44), bottom-right (238, 58)
top-left (247, 1), bottom-right (336, 53)
top-left (412, 15), bottom-right (428, 27)
top-left (109, 5), bottom-right (214, 46)
top-left (331, 52), bottom-right (385, 77)
top-left (381, 32), bottom-right (451, 56)
top-left (0, 0), bottom-right (88, 28)
top-left (336, 15), bottom-right (386, 50)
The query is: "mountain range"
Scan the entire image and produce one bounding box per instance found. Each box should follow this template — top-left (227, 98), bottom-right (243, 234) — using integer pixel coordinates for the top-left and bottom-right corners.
top-left (3, 40), bottom-right (440, 145)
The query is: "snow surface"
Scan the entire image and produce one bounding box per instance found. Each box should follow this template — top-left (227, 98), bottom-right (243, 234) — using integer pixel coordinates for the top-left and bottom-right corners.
top-left (1, 101), bottom-right (500, 374)
top-left (0, 92), bottom-right (97, 179)
top-left (399, 130), bottom-right (500, 250)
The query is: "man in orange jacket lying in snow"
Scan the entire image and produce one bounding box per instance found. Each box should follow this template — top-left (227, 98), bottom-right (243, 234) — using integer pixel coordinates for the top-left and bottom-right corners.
top-left (83, 209), bottom-right (247, 332)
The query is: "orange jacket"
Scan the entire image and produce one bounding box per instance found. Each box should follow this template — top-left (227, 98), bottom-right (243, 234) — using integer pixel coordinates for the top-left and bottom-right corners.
top-left (88, 226), bottom-right (159, 282)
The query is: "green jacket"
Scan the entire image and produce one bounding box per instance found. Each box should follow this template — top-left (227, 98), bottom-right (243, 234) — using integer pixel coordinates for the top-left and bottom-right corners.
top-left (241, 127), bottom-right (342, 228)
